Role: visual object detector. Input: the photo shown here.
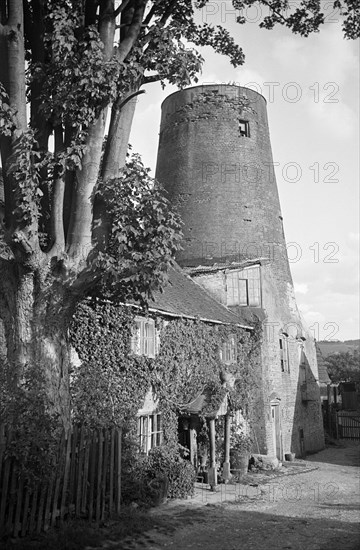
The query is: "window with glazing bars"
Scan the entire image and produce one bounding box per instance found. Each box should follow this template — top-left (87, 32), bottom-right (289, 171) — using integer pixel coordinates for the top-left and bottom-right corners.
top-left (226, 266), bottom-right (261, 306)
top-left (220, 336), bottom-right (237, 363)
top-left (131, 317), bottom-right (156, 357)
top-left (138, 414), bottom-right (163, 454)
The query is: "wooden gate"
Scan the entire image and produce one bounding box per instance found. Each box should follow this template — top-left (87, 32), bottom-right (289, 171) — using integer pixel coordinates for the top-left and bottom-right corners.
top-left (335, 412), bottom-right (360, 440)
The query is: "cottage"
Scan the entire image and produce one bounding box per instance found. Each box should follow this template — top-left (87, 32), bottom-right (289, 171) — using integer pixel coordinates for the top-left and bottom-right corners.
top-left (69, 262), bottom-right (259, 490)
top-left (127, 263), bottom-right (258, 486)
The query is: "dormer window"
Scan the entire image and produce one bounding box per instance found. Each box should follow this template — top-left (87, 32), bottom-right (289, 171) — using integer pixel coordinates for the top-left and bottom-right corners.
top-left (226, 266), bottom-right (261, 307)
top-left (239, 120), bottom-right (250, 137)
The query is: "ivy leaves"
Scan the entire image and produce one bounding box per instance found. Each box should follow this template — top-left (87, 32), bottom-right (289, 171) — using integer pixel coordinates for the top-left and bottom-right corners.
top-left (155, 318), bottom-right (259, 415)
top-left (0, 84), bottom-right (17, 137)
top-left (70, 301), bottom-right (149, 429)
top-left (70, 301), bottom-right (261, 438)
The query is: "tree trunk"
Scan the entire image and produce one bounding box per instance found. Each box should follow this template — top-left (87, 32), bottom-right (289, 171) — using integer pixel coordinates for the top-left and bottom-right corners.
top-left (92, 88), bottom-right (139, 248)
top-left (102, 89), bottom-right (139, 180)
top-left (0, 261), bottom-right (75, 431)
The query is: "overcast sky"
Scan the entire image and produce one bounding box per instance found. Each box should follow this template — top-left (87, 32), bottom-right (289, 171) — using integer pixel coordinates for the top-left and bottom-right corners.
top-left (128, 2), bottom-right (359, 342)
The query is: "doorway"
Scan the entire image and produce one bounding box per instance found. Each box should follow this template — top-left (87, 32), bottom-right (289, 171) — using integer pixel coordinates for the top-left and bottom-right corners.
top-left (271, 404), bottom-right (282, 460)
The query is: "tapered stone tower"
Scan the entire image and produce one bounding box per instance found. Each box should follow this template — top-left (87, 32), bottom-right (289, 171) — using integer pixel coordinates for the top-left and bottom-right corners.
top-left (155, 85), bottom-right (290, 276)
top-left (155, 85), bottom-right (325, 459)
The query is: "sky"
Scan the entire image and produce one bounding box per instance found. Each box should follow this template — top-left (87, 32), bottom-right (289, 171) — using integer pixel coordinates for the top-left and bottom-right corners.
top-left (128, 2), bottom-right (359, 342)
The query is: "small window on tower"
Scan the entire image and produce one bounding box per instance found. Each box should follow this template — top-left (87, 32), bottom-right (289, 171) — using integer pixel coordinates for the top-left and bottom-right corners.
top-left (239, 120), bottom-right (250, 137)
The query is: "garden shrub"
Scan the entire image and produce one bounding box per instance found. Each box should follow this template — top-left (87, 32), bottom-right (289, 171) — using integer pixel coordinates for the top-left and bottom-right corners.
top-left (122, 445), bottom-right (196, 507)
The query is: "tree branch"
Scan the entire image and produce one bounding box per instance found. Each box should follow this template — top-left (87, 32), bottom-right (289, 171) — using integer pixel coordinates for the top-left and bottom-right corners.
top-left (259, 0), bottom-right (289, 25)
top-left (49, 125), bottom-right (66, 255)
top-left (142, 0), bottom-right (161, 27)
top-left (143, 73), bottom-right (160, 84)
top-left (114, 0), bottom-right (131, 18)
top-left (0, 0), bottom-right (7, 24)
top-left (67, 0), bottom-right (116, 262)
top-left (101, 88), bottom-right (145, 179)
top-left (117, 0), bottom-right (147, 62)
top-left (0, 1), bottom-right (27, 233)
top-left (62, 125), bottom-right (75, 242)
top-left (6, 0), bottom-right (27, 132)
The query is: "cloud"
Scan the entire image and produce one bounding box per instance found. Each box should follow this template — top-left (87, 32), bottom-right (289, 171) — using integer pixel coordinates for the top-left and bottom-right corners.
top-left (294, 283), bottom-right (308, 295)
top-left (297, 303), bottom-right (313, 314)
top-left (234, 68), bottom-right (266, 90)
top-left (305, 99), bottom-right (355, 140)
top-left (301, 309), bottom-right (326, 333)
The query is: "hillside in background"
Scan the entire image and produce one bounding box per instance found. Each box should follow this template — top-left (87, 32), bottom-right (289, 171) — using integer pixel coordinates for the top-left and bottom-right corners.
top-left (317, 340), bottom-right (360, 358)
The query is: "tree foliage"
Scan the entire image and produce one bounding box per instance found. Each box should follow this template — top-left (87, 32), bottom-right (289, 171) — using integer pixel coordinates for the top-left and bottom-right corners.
top-left (0, 360), bottom-right (62, 483)
top-left (325, 349), bottom-right (360, 389)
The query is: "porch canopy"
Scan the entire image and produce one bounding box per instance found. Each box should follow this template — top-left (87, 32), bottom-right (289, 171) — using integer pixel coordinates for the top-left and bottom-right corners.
top-left (180, 384), bottom-right (228, 419)
top-left (179, 384), bottom-right (232, 487)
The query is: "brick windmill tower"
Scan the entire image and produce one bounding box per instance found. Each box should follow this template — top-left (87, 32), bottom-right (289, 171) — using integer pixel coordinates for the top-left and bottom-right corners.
top-left (155, 85), bottom-right (324, 459)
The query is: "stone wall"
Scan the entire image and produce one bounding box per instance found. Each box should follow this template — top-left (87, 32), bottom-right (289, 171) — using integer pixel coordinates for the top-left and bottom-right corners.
top-left (191, 265), bottom-right (324, 458)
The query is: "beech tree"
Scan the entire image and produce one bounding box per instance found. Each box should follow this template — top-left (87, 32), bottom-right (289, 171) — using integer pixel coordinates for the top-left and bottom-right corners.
top-left (0, 1), bottom-right (358, 428)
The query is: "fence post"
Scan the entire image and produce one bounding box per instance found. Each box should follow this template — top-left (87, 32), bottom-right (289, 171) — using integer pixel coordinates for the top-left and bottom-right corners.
top-left (335, 411), bottom-right (339, 439)
top-left (95, 430), bottom-right (104, 524)
top-left (76, 427), bottom-right (85, 517)
top-left (81, 433), bottom-right (90, 515)
top-left (116, 428), bottom-right (122, 515)
top-left (109, 428), bottom-right (115, 517)
top-left (101, 430), bottom-right (109, 521)
top-left (60, 431), bottom-right (72, 522)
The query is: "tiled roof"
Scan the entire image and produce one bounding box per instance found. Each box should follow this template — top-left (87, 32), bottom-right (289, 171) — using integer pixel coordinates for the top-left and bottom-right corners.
top-left (148, 264), bottom-right (252, 329)
top-left (182, 258), bottom-right (269, 275)
top-left (179, 384), bottom-right (228, 418)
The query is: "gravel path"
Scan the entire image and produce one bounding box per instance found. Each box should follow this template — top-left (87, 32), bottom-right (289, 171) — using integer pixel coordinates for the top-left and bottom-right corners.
top-left (113, 441), bottom-right (360, 550)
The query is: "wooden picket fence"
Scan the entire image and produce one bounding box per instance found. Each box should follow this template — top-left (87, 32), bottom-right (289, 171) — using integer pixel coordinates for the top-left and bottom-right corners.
top-left (335, 411), bottom-right (360, 440)
top-left (0, 425), bottom-right (122, 538)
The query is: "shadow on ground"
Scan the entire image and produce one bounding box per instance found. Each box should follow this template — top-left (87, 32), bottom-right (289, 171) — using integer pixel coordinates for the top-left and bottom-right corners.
top-left (141, 505), bottom-right (360, 550)
top-left (305, 440), bottom-right (360, 467)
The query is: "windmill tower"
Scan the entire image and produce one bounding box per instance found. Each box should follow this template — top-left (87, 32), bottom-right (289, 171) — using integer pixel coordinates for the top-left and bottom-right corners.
top-left (155, 85), bottom-right (324, 458)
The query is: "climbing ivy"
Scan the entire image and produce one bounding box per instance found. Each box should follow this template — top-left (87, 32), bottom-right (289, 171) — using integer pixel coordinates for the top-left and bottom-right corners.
top-left (162, 90), bottom-right (253, 128)
top-left (70, 298), bottom-right (261, 500)
top-left (70, 299), bottom-right (261, 442)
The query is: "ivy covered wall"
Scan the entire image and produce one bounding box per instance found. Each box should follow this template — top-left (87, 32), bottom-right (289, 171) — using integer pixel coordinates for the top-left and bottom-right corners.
top-left (70, 299), bottom-right (262, 450)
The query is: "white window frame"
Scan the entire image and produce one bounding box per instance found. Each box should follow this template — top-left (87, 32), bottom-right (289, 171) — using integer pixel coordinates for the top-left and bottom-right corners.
top-left (220, 335), bottom-right (237, 364)
top-left (226, 266), bottom-right (261, 307)
top-left (138, 413), bottom-right (163, 454)
top-left (131, 316), bottom-right (157, 358)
